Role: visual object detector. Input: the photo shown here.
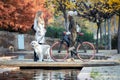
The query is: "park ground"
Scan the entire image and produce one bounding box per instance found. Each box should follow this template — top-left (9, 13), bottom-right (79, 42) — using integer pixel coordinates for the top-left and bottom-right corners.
top-left (0, 50), bottom-right (120, 80)
top-left (77, 50), bottom-right (120, 80)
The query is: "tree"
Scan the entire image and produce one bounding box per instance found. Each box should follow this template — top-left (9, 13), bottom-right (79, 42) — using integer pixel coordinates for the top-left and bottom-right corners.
top-left (76, 0), bottom-right (114, 52)
top-left (0, 0), bottom-right (52, 32)
top-left (108, 0), bottom-right (120, 53)
top-left (45, 0), bottom-right (76, 31)
top-left (107, 0), bottom-right (120, 53)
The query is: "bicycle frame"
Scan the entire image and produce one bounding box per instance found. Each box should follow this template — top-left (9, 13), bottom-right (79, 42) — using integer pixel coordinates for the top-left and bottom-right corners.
top-left (58, 33), bottom-right (87, 55)
top-left (50, 32), bottom-right (96, 62)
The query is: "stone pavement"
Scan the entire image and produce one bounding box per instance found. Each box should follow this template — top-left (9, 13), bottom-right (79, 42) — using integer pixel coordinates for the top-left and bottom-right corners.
top-left (77, 50), bottom-right (120, 80)
top-left (0, 65), bottom-right (19, 73)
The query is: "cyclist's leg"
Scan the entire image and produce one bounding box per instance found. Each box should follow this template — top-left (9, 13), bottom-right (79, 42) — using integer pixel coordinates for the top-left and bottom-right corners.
top-left (68, 32), bottom-right (77, 51)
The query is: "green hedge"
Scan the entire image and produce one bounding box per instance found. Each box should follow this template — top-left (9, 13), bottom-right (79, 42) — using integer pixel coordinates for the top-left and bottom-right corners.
top-left (112, 34), bottom-right (117, 49)
top-left (46, 26), bottom-right (94, 43)
top-left (46, 26), bottom-right (65, 38)
top-left (79, 31), bottom-right (94, 42)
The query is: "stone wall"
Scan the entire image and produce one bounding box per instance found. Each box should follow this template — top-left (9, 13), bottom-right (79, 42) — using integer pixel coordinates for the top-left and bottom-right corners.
top-left (0, 31), bottom-right (58, 53)
top-left (0, 31), bottom-right (16, 52)
top-left (0, 31), bottom-right (34, 52)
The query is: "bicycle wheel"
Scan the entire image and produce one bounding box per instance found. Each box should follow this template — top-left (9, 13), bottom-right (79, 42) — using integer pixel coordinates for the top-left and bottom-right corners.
top-left (50, 41), bottom-right (69, 62)
top-left (77, 42), bottom-right (96, 61)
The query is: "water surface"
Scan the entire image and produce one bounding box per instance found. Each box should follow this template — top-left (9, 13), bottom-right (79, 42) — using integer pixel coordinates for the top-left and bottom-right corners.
top-left (0, 69), bottom-right (81, 80)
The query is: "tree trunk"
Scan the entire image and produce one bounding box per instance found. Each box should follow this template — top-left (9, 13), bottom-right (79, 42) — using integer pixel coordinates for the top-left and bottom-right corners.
top-left (114, 15), bottom-right (117, 34)
top-left (104, 19), bottom-right (107, 49)
top-left (63, 11), bottom-right (68, 31)
top-left (100, 24), bottom-right (103, 47)
top-left (107, 18), bottom-right (111, 50)
top-left (96, 22), bottom-right (100, 53)
top-left (118, 15), bottom-right (120, 54)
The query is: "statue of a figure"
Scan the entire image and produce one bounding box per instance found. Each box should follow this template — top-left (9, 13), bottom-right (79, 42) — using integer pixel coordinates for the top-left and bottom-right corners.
top-left (33, 11), bottom-right (46, 44)
top-left (33, 11), bottom-right (46, 61)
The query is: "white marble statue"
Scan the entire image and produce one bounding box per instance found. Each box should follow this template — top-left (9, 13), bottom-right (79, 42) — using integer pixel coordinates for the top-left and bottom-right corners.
top-left (32, 11), bottom-right (51, 62)
top-left (33, 11), bottom-right (46, 44)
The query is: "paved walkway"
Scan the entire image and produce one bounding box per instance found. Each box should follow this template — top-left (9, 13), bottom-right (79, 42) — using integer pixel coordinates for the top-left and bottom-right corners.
top-left (77, 50), bottom-right (120, 80)
top-left (0, 50), bottom-right (120, 80)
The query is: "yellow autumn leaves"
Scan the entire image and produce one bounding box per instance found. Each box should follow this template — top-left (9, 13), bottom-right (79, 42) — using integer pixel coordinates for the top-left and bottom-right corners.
top-left (45, 0), bottom-right (120, 17)
top-left (107, 0), bottom-right (120, 11)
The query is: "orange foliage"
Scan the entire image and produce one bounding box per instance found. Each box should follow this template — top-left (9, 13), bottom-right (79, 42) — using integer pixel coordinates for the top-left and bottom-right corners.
top-left (0, 0), bottom-right (53, 32)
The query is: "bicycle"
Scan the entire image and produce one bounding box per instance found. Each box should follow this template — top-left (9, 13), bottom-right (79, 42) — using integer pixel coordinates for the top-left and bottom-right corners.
top-left (50, 31), bottom-right (96, 62)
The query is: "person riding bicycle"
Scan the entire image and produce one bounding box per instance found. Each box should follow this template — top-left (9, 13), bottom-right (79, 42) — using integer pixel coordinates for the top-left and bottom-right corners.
top-left (63, 11), bottom-right (81, 61)
top-left (65, 11), bottom-right (81, 51)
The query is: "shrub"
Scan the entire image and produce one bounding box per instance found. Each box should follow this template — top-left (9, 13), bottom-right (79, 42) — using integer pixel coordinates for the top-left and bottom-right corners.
top-left (46, 26), bottom-right (94, 43)
top-left (79, 29), bottom-right (94, 43)
top-left (112, 34), bottom-right (117, 49)
top-left (46, 26), bottom-right (65, 38)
